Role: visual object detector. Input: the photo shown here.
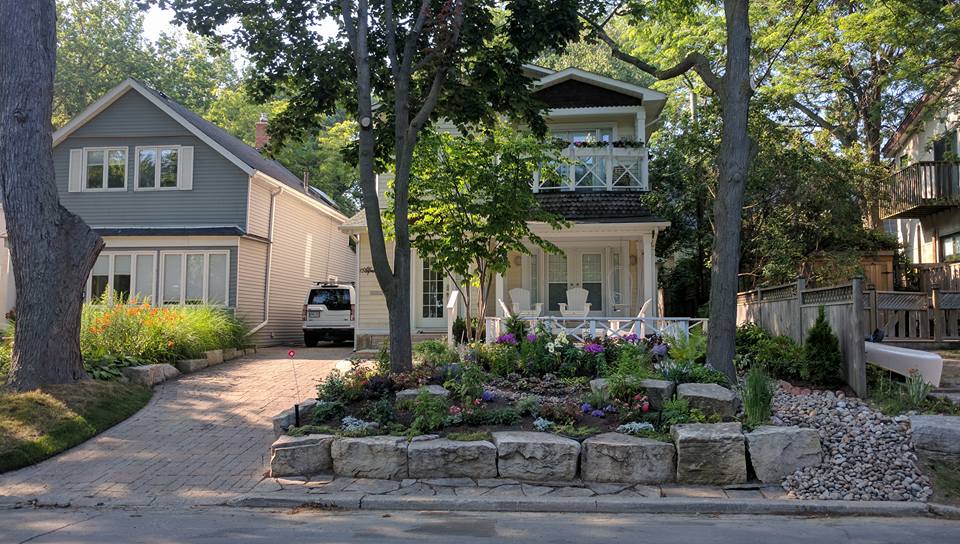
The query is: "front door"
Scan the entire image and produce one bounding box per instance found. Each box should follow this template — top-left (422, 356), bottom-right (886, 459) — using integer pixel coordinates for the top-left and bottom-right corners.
top-left (416, 257), bottom-right (447, 329)
top-left (545, 250), bottom-right (604, 315)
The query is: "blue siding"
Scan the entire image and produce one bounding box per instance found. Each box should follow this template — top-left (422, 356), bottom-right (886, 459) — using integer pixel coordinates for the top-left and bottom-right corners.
top-left (54, 91), bottom-right (249, 229)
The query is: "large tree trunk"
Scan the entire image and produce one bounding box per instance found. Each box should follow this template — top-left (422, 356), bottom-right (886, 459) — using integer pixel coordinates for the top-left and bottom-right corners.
top-left (0, 0), bottom-right (104, 390)
top-left (706, 0), bottom-right (753, 383)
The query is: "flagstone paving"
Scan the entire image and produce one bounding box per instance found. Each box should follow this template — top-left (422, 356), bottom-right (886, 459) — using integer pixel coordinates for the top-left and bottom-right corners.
top-left (0, 346), bottom-right (351, 507)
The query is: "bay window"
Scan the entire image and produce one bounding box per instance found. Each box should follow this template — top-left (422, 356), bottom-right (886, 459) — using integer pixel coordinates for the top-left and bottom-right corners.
top-left (160, 251), bottom-right (229, 306)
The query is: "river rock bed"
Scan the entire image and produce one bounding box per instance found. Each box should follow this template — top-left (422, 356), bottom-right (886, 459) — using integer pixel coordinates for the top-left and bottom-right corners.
top-left (773, 387), bottom-right (933, 501)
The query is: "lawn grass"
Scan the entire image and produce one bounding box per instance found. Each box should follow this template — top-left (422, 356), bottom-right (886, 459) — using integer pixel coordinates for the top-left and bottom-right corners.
top-left (0, 380), bottom-right (152, 473)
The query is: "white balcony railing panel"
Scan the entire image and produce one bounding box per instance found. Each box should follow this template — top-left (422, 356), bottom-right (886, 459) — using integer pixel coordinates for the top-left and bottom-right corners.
top-left (532, 145), bottom-right (648, 193)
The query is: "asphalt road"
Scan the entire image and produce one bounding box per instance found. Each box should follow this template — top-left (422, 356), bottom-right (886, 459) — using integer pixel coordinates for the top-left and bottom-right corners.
top-left (2, 507), bottom-right (959, 543)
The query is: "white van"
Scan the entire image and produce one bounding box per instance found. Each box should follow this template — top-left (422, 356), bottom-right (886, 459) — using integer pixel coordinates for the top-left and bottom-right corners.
top-left (302, 282), bottom-right (355, 346)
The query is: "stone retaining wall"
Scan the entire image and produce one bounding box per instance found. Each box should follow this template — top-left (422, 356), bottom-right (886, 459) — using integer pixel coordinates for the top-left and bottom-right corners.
top-left (269, 423), bottom-right (822, 485)
top-left (120, 347), bottom-right (255, 388)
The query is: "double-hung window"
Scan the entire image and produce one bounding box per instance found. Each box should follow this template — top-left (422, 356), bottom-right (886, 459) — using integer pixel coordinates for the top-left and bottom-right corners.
top-left (159, 251), bottom-right (229, 306)
top-left (136, 146), bottom-right (181, 189)
top-left (84, 148), bottom-right (127, 191)
top-left (87, 253), bottom-right (156, 303)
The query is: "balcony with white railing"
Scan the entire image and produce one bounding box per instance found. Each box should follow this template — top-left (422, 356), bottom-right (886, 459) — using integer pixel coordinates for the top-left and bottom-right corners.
top-left (532, 143), bottom-right (648, 192)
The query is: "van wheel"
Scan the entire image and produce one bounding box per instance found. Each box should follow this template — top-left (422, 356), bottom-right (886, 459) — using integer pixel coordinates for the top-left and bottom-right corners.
top-left (304, 333), bottom-right (319, 347)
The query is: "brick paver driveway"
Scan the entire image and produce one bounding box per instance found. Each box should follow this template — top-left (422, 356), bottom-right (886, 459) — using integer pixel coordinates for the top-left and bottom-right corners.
top-left (0, 346), bottom-right (350, 507)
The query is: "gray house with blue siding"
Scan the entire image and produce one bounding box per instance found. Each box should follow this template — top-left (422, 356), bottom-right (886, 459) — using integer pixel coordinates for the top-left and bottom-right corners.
top-left (0, 79), bottom-right (356, 346)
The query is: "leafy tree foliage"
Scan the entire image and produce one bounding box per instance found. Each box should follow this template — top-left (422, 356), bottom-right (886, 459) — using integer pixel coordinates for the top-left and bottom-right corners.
top-left (401, 124), bottom-right (568, 341)
top-left (204, 88), bottom-right (360, 214)
top-left (54, 0), bottom-right (235, 127)
top-left (161, 0), bottom-right (588, 371)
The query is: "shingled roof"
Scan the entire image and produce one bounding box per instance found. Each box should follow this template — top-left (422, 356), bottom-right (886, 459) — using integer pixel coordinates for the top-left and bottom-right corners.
top-left (534, 191), bottom-right (665, 223)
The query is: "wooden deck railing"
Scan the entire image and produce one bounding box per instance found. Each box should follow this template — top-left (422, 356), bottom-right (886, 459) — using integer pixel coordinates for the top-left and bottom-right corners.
top-left (883, 161), bottom-right (960, 219)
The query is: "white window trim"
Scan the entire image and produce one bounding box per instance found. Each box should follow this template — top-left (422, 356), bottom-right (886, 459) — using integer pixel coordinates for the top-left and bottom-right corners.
top-left (86, 251), bottom-right (156, 303)
top-left (549, 122), bottom-right (619, 141)
top-left (82, 147), bottom-right (128, 192)
top-left (134, 145), bottom-right (182, 191)
top-left (158, 250), bottom-right (230, 306)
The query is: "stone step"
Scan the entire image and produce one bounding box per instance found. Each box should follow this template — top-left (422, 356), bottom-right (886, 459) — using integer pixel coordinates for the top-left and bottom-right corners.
top-left (930, 392), bottom-right (960, 405)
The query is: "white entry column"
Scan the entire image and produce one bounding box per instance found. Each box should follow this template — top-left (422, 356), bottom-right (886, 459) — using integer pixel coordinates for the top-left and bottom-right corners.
top-left (641, 233), bottom-right (656, 318)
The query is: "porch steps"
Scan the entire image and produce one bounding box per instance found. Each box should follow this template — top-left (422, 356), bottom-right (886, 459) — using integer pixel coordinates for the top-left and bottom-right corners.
top-left (930, 358), bottom-right (960, 405)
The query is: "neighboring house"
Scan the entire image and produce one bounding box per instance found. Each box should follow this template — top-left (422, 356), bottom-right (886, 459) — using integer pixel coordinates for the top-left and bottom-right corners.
top-left (340, 66), bottom-right (669, 349)
top-left (0, 79), bottom-right (355, 345)
top-left (883, 67), bottom-right (960, 269)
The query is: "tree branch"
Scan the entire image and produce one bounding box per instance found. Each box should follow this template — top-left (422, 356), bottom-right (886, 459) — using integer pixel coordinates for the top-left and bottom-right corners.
top-left (790, 97), bottom-right (854, 147)
top-left (582, 13), bottom-right (722, 94)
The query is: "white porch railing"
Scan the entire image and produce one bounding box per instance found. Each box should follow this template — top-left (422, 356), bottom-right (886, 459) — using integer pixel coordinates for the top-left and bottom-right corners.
top-left (483, 316), bottom-right (708, 343)
top-left (532, 145), bottom-right (647, 192)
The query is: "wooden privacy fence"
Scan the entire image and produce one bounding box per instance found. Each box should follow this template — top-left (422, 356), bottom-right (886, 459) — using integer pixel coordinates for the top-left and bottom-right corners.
top-left (864, 287), bottom-right (960, 343)
top-left (736, 278), bottom-right (866, 396)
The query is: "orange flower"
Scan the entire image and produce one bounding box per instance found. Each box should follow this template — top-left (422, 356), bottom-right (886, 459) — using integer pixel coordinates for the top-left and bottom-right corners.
top-left (167, 341), bottom-right (174, 348)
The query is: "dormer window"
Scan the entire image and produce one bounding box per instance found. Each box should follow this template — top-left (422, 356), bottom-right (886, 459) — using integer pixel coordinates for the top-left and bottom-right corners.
top-left (136, 146), bottom-right (181, 190)
top-left (83, 148), bottom-right (127, 191)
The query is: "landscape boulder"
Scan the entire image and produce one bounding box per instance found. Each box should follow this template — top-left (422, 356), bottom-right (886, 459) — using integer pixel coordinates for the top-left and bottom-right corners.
top-left (331, 436), bottom-right (409, 480)
top-left (581, 432), bottom-right (675, 484)
top-left (671, 422), bottom-right (747, 485)
top-left (745, 425), bottom-right (821, 483)
top-left (395, 385), bottom-right (450, 404)
top-left (121, 364), bottom-right (179, 387)
top-left (910, 415), bottom-right (960, 463)
top-left (638, 379), bottom-right (675, 409)
top-left (492, 431), bottom-right (581, 481)
top-left (270, 434), bottom-right (335, 477)
top-left (676, 383), bottom-right (738, 418)
top-left (407, 439), bottom-right (497, 479)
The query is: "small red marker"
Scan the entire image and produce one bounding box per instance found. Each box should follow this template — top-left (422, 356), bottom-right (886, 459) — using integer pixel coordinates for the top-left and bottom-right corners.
top-left (288, 349), bottom-right (296, 358)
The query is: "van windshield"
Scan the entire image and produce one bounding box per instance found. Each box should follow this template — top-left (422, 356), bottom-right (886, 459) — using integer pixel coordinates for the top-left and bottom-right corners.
top-left (308, 288), bottom-right (351, 311)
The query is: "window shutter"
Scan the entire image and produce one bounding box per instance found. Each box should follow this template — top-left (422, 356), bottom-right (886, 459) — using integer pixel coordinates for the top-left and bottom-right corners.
top-left (178, 146), bottom-right (194, 190)
top-left (68, 149), bottom-right (83, 192)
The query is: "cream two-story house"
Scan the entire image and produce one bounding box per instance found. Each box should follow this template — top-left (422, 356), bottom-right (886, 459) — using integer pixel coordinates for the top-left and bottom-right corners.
top-left (883, 67), bottom-right (960, 269)
top-left (340, 66), bottom-right (670, 348)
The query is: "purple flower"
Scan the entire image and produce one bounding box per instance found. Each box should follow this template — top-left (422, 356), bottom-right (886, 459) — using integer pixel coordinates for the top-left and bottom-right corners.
top-left (581, 403), bottom-right (593, 414)
top-left (496, 333), bottom-right (518, 345)
top-left (481, 390), bottom-right (496, 402)
top-left (590, 409), bottom-right (606, 418)
top-left (652, 343), bottom-right (668, 357)
top-left (623, 333), bottom-right (640, 343)
top-left (526, 333), bottom-right (537, 343)
top-left (583, 343), bottom-right (604, 354)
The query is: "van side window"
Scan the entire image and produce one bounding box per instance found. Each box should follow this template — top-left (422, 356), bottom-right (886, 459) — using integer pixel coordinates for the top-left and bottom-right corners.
top-left (309, 288), bottom-right (351, 310)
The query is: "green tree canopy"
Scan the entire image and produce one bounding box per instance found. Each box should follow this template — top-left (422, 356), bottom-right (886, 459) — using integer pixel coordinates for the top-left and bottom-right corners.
top-left (54, 0), bottom-right (236, 127)
top-left (402, 123), bottom-right (568, 340)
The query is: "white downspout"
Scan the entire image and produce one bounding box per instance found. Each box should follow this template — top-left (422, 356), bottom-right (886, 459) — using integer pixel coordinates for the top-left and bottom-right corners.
top-left (248, 185), bottom-right (283, 336)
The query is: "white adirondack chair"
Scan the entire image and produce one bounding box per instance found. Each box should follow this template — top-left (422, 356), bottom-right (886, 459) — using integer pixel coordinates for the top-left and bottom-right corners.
top-left (559, 287), bottom-right (591, 318)
top-left (631, 298), bottom-right (652, 337)
top-left (509, 288), bottom-right (543, 318)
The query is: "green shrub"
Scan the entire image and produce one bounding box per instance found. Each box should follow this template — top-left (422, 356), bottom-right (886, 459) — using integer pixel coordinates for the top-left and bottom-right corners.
top-left (410, 387), bottom-right (450, 434)
top-left (538, 401), bottom-right (578, 425)
top-left (554, 423), bottom-right (600, 438)
top-left (375, 341), bottom-right (391, 376)
top-left (515, 395), bottom-right (541, 417)
top-left (741, 366), bottom-right (774, 427)
top-left (413, 340), bottom-right (460, 367)
top-left (753, 335), bottom-right (805, 380)
top-left (462, 407), bottom-right (521, 426)
top-left (802, 306), bottom-right (842, 385)
top-left (444, 361), bottom-right (486, 403)
top-left (904, 370), bottom-right (932, 408)
top-left (686, 364), bottom-right (730, 386)
top-left (317, 371), bottom-right (350, 403)
top-left (80, 296), bottom-right (246, 365)
top-left (314, 400), bottom-right (345, 422)
top-left (482, 343), bottom-right (521, 376)
top-left (0, 324), bottom-right (12, 382)
top-left (362, 397), bottom-right (396, 426)
top-left (287, 424), bottom-right (337, 437)
top-left (83, 355), bottom-right (143, 380)
top-left (665, 330), bottom-right (707, 364)
top-left (503, 314), bottom-right (529, 339)
top-left (735, 323), bottom-right (771, 357)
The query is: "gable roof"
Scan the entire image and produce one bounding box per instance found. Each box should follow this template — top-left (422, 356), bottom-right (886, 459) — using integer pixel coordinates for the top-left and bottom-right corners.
top-left (52, 79), bottom-right (341, 213)
top-left (883, 60), bottom-right (960, 157)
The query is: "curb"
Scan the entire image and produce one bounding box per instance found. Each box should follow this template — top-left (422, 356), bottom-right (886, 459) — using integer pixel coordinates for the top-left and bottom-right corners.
top-left (228, 492), bottom-right (933, 517)
top-left (929, 502), bottom-right (960, 520)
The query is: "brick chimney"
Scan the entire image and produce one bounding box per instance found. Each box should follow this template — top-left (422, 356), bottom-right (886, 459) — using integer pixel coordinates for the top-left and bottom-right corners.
top-left (254, 113), bottom-right (269, 150)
